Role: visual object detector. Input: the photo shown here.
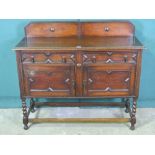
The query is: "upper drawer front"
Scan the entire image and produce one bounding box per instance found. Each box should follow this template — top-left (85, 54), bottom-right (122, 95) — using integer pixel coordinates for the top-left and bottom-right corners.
top-left (81, 22), bottom-right (134, 37)
top-left (22, 52), bottom-right (75, 64)
top-left (25, 23), bottom-right (78, 37)
top-left (83, 52), bottom-right (137, 65)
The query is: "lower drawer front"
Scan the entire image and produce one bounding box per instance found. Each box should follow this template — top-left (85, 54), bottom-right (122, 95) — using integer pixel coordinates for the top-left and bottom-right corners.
top-left (83, 65), bottom-right (135, 97)
top-left (23, 65), bottom-right (75, 97)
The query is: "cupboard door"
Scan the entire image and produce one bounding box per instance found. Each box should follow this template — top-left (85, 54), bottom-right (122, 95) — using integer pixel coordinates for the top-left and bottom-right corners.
top-left (83, 65), bottom-right (135, 97)
top-left (23, 65), bottom-right (75, 97)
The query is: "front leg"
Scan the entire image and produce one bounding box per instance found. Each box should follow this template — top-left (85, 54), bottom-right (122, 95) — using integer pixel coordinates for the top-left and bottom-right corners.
top-left (30, 98), bottom-right (35, 113)
top-left (125, 98), bottom-right (130, 113)
top-left (122, 98), bottom-right (130, 113)
top-left (22, 98), bottom-right (29, 130)
top-left (130, 98), bottom-right (137, 130)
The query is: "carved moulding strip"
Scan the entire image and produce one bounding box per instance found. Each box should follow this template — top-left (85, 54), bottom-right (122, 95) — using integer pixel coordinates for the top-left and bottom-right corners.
top-left (83, 53), bottom-right (137, 64)
top-left (106, 52), bottom-right (113, 56)
top-left (30, 88), bottom-right (70, 92)
top-left (106, 58), bottom-right (114, 63)
top-left (44, 58), bottom-right (53, 64)
top-left (89, 88), bottom-right (129, 92)
top-left (27, 70), bottom-right (70, 76)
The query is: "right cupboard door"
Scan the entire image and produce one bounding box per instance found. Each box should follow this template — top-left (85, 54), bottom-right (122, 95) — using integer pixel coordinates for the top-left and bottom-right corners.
top-left (83, 65), bottom-right (136, 97)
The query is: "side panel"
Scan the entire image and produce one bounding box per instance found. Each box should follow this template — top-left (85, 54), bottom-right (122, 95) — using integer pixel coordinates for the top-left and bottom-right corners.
top-left (16, 51), bottom-right (25, 98)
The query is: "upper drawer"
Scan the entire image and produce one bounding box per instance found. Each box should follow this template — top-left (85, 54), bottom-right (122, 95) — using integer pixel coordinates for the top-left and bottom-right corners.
top-left (25, 22), bottom-right (78, 37)
top-left (81, 22), bottom-right (134, 37)
top-left (22, 52), bottom-right (75, 64)
top-left (83, 51), bottom-right (137, 65)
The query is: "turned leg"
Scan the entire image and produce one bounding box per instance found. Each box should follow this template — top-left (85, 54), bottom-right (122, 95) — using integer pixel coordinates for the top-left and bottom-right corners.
top-left (130, 98), bottom-right (137, 130)
top-left (22, 98), bottom-right (29, 130)
top-left (122, 98), bottom-right (130, 113)
top-left (125, 98), bottom-right (130, 113)
top-left (30, 98), bottom-right (35, 113)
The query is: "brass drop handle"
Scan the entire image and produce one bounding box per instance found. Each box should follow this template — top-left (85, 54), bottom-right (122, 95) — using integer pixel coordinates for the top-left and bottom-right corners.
top-left (31, 56), bottom-right (35, 63)
top-left (77, 63), bottom-right (82, 67)
top-left (92, 56), bottom-right (96, 63)
top-left (124, 55), bottom-right (128, 62)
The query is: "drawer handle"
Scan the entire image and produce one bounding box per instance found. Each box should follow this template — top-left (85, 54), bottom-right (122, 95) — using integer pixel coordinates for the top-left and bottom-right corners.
top-left (124, 55), bottom-right (128, 62)
top-left (70, 55), bottom-right (75, 63)
top-left (31, 56), bottom-right (35, 63)
top-left (77, 63), bottom-right (82, 67)
top-left (50, 27), bottom-right (55, 32)
top-left (92, 56), bottom-right (96, 63)
top-left (104, 27), bottom-right (110, 32)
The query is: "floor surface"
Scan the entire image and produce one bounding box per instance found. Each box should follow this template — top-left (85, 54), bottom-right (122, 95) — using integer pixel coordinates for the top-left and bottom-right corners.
top-left (0, 107), bottom-right (155, 135)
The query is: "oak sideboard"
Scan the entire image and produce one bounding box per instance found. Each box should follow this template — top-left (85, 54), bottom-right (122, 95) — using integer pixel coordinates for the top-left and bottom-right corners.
top-left (14, 21), bottom-right (144, 130)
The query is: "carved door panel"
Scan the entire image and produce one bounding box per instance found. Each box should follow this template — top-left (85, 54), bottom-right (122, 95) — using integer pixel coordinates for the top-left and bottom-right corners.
top-left (83, 65), bottom-right (135, 97)
top-left (23, 65), bottom-right (75, 97)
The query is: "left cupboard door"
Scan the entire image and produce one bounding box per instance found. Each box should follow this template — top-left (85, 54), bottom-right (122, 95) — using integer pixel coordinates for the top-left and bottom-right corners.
top-left (23, 65), bottom-right (75, 97)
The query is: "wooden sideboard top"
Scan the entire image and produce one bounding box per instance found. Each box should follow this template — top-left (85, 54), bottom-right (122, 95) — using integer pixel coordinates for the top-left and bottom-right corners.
top-left (14, 21), bottom-right (144, 51)
top-left (14, 36), bottom-right (143, 50)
